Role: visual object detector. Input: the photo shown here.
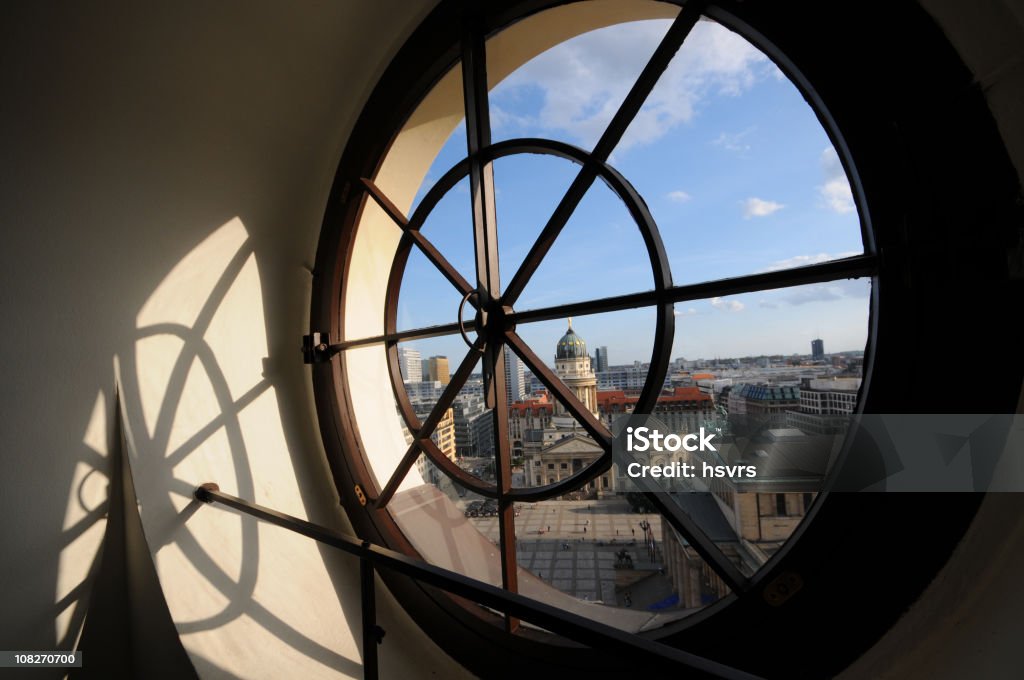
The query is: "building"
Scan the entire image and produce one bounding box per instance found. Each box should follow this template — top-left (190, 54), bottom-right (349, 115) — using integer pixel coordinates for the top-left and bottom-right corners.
top-left (552, 319), bottom-right (600, 424)
top-left (413, 404), bottom-right (456, 462)
top-left (411, 404), bottom-right (456, 485)
top-left (661, 427), bottom-right (829, 608)
top-left (786, 377), bottom-right (862, 434)
top-left (452, 394), bottom-right (493, 458)
top-left (507, 395), bottom-right (553, 447)
top-left (594, 346), bottom-right (609, 372)
top-left (405, 380), bottom-right (446, 402)
top-left (424, 355), bottom-right (450, 385)
top-left (798, 377), bottom-right (861, 414)
top-left (504, 345), bottom-right (526, 404)
top-left (526, 433), bottom-right (610, 494)
top-left (727, 383), bottom-right (801, 427)
top-left (811, 338), bottom-right (825, 361)
top-left (597, 387), bottom-right (714, 434)
top-left (521, 321), bottom-right (613, 497)
top-left (695, 377), bottom-right (732, 404)
top-left (596, 362), bottom-right (650, 391)
top-left (398, 346), bottom-right (422, 382)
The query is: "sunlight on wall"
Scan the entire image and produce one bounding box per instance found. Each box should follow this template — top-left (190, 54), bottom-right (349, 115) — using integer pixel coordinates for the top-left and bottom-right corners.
top-left (55, 389), bottom-right (111, 645)
top-left (113, 217), bottom-right (361, 679)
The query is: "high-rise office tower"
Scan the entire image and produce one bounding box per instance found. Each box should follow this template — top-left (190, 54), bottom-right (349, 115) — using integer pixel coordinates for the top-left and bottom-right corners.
top-left (503, 345), bottom-right (525, 404)
top-left (811, 338), bottom-right (825, 361)
top-left (398, 347), bottom-right (422, 382)
top-left (425, 355), bottom-right (450, 385)
top-left (594, 346), bottom-right (609, 373)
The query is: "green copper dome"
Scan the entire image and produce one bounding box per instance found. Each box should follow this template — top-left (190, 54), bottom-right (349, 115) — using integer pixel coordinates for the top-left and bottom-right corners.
top-left (555, 319), bottom-right (587, 360)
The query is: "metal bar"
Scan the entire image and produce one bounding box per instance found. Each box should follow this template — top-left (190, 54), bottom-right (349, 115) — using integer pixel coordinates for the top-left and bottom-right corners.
top-left (194, 485), bottom-right (765, 680)
top-left (375, 340), bottom-right (483, 507)
top-left (461, 13), bottom-right (502, 407)
top-left (589, 0), bottom-right (708, 163)
top-left (501, 2), bottom-right (706, 306)
top-left (461, 15), bottom-right (500, 303)
top-left (361, 178), bottom-right (474, 297)
top-left (649, 491), bottom-right (749, 593)
top-left (331, 322), bottom-right (463, 352)
top-left (490, 345), bottom-right (520, 631)
top-left (509, 255), bottom-right (878, 326)
top-left (460, 12), bottom-right (522, 631)
top-left (500, 166), bottom-right (598, 306)
top-left (374, 440), bottom-right (422, 511)
top-left (360, 557), bottom-right (379, 680)
top-left (416, 338), bottom-right (483, 442)
top-left (328, 246), bottom-right (868, 354)
top-left (418, 436), bottom-right (498, 497)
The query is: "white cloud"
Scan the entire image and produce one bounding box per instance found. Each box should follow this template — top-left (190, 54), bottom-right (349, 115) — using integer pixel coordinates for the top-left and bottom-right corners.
top-left (710, 297), bottom-right (744, 312)
top-left (666, 190), bottom-right (692, 203)
top-left (819, 147), bottom-right (855, 214)
top-left (742, 197), bottom-right (784, 218)
top-left (675, 306), bottom-right (698, 316)
top-left (490, 20), bottom-right (772, 153)
top-left (782, 285), bottom-right (843, 305)
top-left (711, 128), bottom-right (754, 153)
top-left (762, 251), bottom-right (860, 272)
top-left (780, 278), bottom-right (868, 305)
top-left (758, 299), bottom-right (779, 309)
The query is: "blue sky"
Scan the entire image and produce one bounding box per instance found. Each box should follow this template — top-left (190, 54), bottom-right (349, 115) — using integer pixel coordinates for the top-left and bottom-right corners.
top-left (396, 18), bottom-right (870, 368)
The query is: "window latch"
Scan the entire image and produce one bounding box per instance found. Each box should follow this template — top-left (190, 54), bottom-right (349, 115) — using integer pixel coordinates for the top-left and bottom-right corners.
top-left (302, 332), bottom-right (336, 364)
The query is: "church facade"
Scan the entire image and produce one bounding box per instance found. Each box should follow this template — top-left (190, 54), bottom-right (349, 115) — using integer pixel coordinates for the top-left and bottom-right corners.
top-left (521, 320), bottom-right (613, 498)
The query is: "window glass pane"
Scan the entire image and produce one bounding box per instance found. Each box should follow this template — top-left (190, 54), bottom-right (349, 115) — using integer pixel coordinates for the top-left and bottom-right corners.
top-left (492, 153), bottom-right (578, 293)
top-left (388, 453), bottom-right (503, 586)
top-left (511, 169), bottom-right (656, 311)
top-left (487, 19), bottom-right (672, 151)
top-left (611, 19), bottom-right (864, 286)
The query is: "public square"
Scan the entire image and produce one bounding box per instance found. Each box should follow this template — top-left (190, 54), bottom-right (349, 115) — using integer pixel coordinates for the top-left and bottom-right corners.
top-left (466, 497), bottom-right (672, 607)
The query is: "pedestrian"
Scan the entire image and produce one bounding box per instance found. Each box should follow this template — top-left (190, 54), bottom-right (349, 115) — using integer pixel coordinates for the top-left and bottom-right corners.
top-left (547, 525), bottom-right (551, 532)
top-left (583, 526), bottom-right (587, 534)
top-left (631, 528), bottom-right (635, 537)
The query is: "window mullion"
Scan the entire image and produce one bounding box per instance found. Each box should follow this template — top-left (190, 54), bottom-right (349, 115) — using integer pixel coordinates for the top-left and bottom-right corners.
top-left (461, 16), bottom-right (520, 629)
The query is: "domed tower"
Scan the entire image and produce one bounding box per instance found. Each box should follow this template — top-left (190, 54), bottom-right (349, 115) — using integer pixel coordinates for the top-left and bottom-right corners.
top-left (553, 318), bottom-right (599, 424)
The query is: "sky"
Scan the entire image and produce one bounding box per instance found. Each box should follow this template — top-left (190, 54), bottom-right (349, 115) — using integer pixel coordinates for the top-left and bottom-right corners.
top-left (394, 17), bottom-right (870, 370)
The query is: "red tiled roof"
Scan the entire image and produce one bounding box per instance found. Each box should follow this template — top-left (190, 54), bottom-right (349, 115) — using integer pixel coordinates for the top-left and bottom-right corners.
top-left (596, 387), bottom-right (711, 408)
top-left (508, 397), bottom-right (554, 415)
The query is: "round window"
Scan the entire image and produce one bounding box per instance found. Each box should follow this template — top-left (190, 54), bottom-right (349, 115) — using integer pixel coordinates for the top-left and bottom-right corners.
top-left (311, 1), bottom-right (1014, 676)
